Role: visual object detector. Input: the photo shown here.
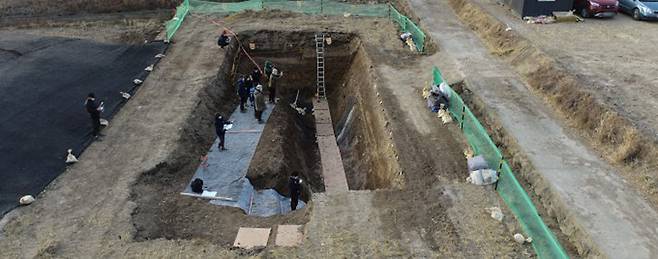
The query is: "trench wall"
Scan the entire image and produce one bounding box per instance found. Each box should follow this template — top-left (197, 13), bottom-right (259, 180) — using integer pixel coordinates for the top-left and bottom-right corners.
top-left (328, 41), bottom-right (403, 190)
top-left (130, 40), bottom-right (240, 241)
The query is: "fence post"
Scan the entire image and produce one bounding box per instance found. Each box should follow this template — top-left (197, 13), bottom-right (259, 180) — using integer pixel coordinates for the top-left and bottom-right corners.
top-left (388, 2), bottom-right (392, 19)
top-left (460, 106), bottom-right (466, 129)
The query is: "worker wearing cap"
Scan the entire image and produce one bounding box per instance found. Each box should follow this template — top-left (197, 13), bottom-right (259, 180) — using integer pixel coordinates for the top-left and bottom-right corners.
top-left (254, 84), bottom-right (266, 123)
top-left (84, 93), bottom-right (103, 138)
top-left (217, 30), bottom-right (231, 48)
top-left (214, 113), bottom-right (232, 150)
top-left (289, 171), bottom-right (303, 211)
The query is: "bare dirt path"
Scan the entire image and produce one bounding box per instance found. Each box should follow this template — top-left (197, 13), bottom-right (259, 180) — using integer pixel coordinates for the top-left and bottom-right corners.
top-left (408, 0), bottom-right (658, 257)
top-left (476, 0), bottom-right (658, 141)
top-left (0, 11), bottom-right (169, 44)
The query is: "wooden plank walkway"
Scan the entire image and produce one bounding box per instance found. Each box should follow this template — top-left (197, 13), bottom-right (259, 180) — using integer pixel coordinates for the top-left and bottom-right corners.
top-left (314, 100), bottom-right (349, 194)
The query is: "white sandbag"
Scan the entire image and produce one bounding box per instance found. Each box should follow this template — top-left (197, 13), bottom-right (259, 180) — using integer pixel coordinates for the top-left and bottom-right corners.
top-left (120, 91), bottom-right (131, 99)
top-left (467, 155), bottom-right (489, 171)
top-left (513, 233), bottom-right (532, 244)
top-left (439, 82), bottom-right (451, 98)
top-left (438, 109), bottom-right (452, 124)
top-left (19, 195), bottom-right (35, 205)
top-left (466, 169), bottom-right (498, 185)
top-left (66, 149), bottom-right (78, 164)
top-left (486, 207), bottom-right (504, 221)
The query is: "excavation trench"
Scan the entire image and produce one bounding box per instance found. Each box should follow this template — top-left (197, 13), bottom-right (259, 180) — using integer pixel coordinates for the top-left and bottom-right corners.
top-left (240, 31), bottom-right (402, 191)
top-left (130, 31), bottom-right (402, 243)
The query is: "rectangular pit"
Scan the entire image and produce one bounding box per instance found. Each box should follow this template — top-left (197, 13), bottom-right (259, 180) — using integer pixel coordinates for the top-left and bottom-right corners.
top-left (130, 30), bottom-right (404, 244)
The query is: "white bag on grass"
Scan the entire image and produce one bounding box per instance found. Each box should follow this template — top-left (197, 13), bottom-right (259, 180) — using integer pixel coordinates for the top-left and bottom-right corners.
top-left (467, 155), bottom-right (489, 171)
top-left (467, 169), bottom-right (498, 185)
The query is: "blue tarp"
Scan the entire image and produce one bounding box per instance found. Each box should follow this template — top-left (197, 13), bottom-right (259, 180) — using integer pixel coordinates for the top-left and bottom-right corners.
top-left (182, 105), bottom-right (304, 217)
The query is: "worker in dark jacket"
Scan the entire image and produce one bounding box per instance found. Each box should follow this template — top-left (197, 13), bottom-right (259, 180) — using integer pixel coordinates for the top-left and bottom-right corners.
top-left (84, 93), bottom-right (103, 138)
top-left (245, 75), bottom-right (255, 107)
top-left (237, 75), bottom-right (249, 111)
top-left (288, 171), bottom-right (303, 211)
top-left (252, 67), bottom-right (262, 84)
top-left (214, 113), bottom-right (232, 150)
top-left (217, 30), bottom-right (231, 48)
top-left (264, 60), bottom-right (273, 79)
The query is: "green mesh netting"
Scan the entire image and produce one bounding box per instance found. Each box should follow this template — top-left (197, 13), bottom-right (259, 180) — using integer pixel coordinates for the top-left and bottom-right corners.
top-left (433, 66), bottom-right (568, 259)
top-left (188, 0), bottom-right (389, 17)
top-left (165, 0), bottom-right (190, 41)
top-left (181, 0), bottom-right (425, 51)
top-left (190, 0), bottom-right (262, 14)
top-left (389, 5), bottom-right (425, 52)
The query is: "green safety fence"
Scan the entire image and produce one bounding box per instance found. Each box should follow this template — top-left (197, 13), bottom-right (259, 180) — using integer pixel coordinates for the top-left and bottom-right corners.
top-left (389, 5), bottom-right (425, 52)
top-left (432, 66), bottom-right (568, 259)
top-left (176, 0), bottom-right (425, 51)
top-left (165, 0), bottom-right (191, 41)
top-left (188, 0), bottom-right (389, 16)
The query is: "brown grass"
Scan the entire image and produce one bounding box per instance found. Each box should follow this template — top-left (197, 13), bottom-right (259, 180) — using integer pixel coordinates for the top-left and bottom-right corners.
top-left (448, 0), bottom-right (658, 206)
top-left (0, 0), bottom-right (180, 17)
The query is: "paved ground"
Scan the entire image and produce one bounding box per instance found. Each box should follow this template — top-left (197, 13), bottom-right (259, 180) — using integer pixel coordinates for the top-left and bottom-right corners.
top-left (480, 0), bottom-right (658, 141)
top-left (408, 0), bottom-right (658, 257)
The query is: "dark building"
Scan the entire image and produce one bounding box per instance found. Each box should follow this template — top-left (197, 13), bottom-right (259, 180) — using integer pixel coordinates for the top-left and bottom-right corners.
top-left (502, 0), bottom-right (574, 17)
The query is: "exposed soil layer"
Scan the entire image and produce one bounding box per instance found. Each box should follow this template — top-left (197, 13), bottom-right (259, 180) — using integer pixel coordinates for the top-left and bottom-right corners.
top-left (448, 0), bottom-right (658, 211)
top-left (328, 41), bottom-right (404, 190)
top-left (0, 11), bottom-right (169, 44)
top-left (237, 31), bottom-right (404, 191)
top-left (453, 82), bottom-right (583, 257)
top-left (248, 104), bottom-right (319, 201)
top-left (238, 31), bottom-right (355, 195)
top-left (130, 41), bottom-right (309, 245)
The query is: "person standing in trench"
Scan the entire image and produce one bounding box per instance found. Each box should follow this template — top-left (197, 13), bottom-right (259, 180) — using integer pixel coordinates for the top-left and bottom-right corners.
top-left (254, 85), bottom-right (266, 123)
top-left (289, 171), bottom-right (303, 211)
top-left (214, 113), bottom-right (232, 150)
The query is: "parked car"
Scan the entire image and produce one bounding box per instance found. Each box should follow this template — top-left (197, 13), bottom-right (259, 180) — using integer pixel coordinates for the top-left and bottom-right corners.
top-left (574, 0), bottom-right (619, 18)
top-left (619, 0), bottom-right (658, 20)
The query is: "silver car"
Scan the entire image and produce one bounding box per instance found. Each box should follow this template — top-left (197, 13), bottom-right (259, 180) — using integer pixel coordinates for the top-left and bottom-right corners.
top-left (619, 0), bottom-right (658, 20)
